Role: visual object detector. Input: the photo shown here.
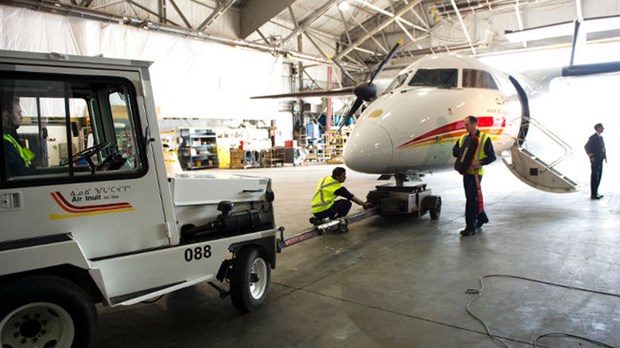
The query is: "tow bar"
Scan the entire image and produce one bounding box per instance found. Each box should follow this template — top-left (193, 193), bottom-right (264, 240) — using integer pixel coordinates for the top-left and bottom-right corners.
top-left (277, 207), bottom-right (379, 250)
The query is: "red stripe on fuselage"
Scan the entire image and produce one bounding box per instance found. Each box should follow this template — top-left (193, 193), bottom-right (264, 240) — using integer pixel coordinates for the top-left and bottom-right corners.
top-left (398, 116), bottom-right (503, 148)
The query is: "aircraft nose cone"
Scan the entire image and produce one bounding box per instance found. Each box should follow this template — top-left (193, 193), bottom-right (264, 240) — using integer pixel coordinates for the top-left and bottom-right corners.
top-left (344, 122), bottom-right (393, 173)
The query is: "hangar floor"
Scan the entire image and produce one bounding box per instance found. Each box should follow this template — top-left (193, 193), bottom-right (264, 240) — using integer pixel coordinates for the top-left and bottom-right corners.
top-left (97, 162), bottom-right (619, 348)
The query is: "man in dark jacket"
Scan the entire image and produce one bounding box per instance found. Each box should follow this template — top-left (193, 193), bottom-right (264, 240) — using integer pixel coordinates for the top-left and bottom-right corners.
top-left (584, 123), bottom-right (606, 199)
top-left (452, 116), bottom-right (496, 236)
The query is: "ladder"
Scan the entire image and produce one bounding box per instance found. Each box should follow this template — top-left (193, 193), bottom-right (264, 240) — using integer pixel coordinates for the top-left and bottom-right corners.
top-left (502, 117), bottom-right (579, 193)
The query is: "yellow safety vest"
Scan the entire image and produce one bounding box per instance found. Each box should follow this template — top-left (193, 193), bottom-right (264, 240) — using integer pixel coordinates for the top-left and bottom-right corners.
top-left (3, 133), bottom-right (35, 167)
top-left (458, 132), bottom-right (489, 175)
top-left (311, 176), bottom-right (343, 213)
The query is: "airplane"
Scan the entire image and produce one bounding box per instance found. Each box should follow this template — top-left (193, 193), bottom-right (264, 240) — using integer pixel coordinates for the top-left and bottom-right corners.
top-left (252, 41), bottom-right (618, 219)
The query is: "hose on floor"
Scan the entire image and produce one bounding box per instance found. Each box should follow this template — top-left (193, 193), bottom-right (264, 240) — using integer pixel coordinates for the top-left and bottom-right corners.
top-left (465, 274), bottom-right (619, 348)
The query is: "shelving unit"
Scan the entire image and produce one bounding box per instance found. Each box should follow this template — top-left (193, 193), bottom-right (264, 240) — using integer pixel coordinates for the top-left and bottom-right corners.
top-left (306, 142), bottom-right (326, 162)
top-left (324, 129), bottom-right (349, 164)
top-left (178, 127), bottom-right (219, 170)
top-left (262, 148), bottom-right (285, 167)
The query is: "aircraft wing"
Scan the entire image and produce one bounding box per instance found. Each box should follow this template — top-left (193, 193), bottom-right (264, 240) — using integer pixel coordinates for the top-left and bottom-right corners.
top-left (251, 86), bottom-right (355, 99)
top-left (562, 61), bottom-right (620, 76)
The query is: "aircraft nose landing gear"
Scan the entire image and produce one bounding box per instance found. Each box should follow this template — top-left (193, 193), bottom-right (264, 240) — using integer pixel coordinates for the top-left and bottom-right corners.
top-left (368, 177), bottom-right (441, 219)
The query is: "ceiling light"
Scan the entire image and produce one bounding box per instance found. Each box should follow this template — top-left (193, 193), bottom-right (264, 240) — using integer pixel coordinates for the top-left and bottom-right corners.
top-left (338, 0), bottom-right (350, 12)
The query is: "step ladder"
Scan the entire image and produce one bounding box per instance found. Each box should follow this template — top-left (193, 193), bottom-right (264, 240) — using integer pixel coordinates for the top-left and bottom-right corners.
top-left (502, 117), bottom-right (579, 193)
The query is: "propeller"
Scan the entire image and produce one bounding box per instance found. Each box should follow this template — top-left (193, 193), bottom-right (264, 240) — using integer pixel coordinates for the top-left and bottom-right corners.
top-left (250, 39), bottom-right (403, 132)
top-left (337, 39), bottom-right (402, 132)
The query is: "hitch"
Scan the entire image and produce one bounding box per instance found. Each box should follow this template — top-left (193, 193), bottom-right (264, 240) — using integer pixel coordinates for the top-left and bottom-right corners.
top-left (278, 207), bottom-right (379, 249)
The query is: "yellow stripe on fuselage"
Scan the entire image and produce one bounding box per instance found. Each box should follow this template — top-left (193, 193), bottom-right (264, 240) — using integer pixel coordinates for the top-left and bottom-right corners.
top-left (399, 128), bottom-right (512, 149)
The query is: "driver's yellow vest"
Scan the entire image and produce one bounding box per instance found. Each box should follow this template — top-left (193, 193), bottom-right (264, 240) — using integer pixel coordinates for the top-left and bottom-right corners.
top-left (311, 176), bottom-right (343, 213)
top-left (3, 133), bottom-right (34, 167)
top-left (458, 132), bottom-right (489, 175)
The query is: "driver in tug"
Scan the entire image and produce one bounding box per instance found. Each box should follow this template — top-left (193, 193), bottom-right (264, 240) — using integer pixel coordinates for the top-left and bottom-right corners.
top-left (2, 97), bottom-right (36, 177)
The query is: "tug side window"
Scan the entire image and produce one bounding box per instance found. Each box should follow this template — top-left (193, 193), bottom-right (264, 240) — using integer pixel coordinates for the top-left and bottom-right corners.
top-left (0, 74), bottom-right (144, 184)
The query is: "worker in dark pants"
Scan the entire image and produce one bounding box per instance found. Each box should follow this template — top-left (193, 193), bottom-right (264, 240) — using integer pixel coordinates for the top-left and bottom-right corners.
top-left (452, 116), bottom-right (496, 236)
top-left (584, 123), bottom-right (606, 199)
top-left (310, 166), bottom-right (371, 225)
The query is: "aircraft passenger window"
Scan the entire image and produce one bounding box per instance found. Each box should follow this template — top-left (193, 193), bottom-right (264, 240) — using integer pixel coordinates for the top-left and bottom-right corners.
top-left (0, 74), bottom-right (144, 185)
top-left (462, 69), bottom-right (498, 90)
top-left (408, 69), bottom-right (457, 88)
top-left (383, 73), bottom-right (409, 93)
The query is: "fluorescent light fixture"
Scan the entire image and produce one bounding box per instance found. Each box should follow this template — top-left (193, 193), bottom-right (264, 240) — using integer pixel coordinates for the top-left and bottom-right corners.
top-left (338, 0), bottom-right (350, 11)
top-left (505, 15), bottom-right (620, 43)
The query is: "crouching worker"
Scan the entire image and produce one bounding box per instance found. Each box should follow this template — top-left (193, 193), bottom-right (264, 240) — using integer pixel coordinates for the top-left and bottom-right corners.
top-left (310, 166), bottom-right (371, 225)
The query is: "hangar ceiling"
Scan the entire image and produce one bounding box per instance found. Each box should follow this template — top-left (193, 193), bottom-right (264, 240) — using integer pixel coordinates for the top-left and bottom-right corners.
top-left (3, 0), bottom-right (619, 79)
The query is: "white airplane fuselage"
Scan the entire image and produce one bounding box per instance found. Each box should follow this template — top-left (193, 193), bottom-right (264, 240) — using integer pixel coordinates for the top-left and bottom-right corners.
top-left (344, 54), bottom-right (524, 174)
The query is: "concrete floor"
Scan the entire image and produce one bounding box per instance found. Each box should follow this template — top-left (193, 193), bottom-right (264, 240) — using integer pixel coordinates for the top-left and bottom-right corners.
top-left (97, 162), bottom-right (619, 348)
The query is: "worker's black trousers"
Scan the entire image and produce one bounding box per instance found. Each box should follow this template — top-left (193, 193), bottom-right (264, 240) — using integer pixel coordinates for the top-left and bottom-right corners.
top-left (314, 200), bottom-right (352, 220)
top-left (463, 174), bottom-right (488, 231)
top-left (590, 159), bottom-right (604, 197)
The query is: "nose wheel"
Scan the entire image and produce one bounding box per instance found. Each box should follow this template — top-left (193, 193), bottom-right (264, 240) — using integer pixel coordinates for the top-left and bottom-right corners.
top-left (428, 196), bottom-right (442, 220)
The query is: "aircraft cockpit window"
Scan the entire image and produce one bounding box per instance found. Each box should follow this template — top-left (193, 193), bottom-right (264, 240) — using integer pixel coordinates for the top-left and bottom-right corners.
top-left (383, 73), bottom-right (409, 93)
top-left (462, 69), bottom-right (498, 90)
top-left (408, 69), bottom-right (458, 88)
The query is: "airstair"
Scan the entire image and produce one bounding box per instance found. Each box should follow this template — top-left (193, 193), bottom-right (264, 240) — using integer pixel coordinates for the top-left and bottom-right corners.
top-left (502, 117), bottom-right (579, 193)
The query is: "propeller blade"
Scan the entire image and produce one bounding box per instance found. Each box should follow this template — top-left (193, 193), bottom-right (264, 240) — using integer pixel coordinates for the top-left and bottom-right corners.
top-left (368, 39), bottom-right (403, 84)
top-left (329, 56), bottom-right (357, 84)
top-left (338, 97), bottom-right (364, 133)
top-left (251, 86), bottom-right (355, 99)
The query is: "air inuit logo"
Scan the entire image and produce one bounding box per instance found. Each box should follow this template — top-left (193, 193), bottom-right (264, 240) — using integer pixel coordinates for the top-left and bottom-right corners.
top-left (50, 189), bottom-right (135, 220)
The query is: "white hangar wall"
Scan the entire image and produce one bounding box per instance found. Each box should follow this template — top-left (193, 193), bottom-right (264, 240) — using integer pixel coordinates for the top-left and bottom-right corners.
top-left (0, 5), bottom-right (285, 122)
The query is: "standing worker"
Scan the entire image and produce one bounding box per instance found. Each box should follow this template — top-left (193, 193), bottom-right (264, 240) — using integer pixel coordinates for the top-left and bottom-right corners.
top-left (310, 166), bottom-right (371, 225)
top-left (584, 123), bottom-right (606, 200)
top-left (452, 116), bottom-right (496, 237)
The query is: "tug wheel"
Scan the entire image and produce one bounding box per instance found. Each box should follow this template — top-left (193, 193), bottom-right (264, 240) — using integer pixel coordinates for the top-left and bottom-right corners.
top-left (0, 275), bottom-right (98, 348)
top-left (230, 247), bottom-right (271, 312)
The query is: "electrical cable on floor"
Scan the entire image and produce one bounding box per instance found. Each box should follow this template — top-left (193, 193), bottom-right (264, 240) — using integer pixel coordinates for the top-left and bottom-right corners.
top-left (464, 274), bottom-right (619, 348)
top-left (533, 333), bottom-right (616, 348)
